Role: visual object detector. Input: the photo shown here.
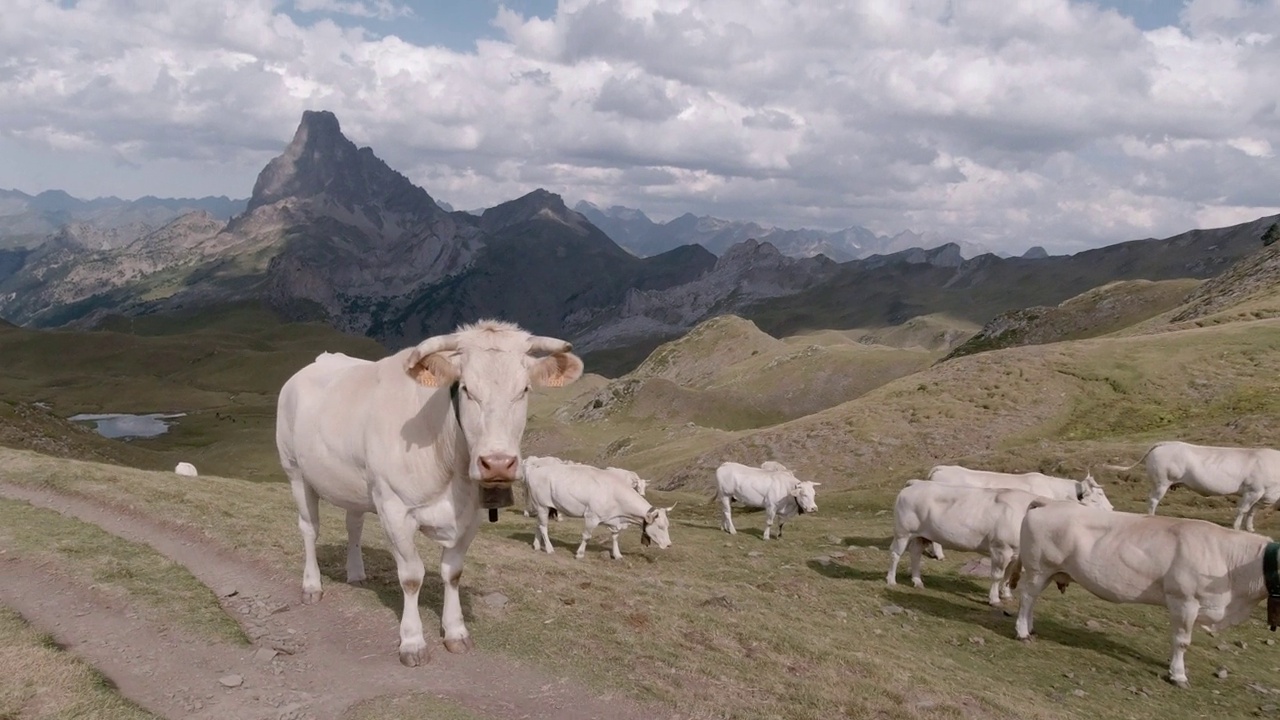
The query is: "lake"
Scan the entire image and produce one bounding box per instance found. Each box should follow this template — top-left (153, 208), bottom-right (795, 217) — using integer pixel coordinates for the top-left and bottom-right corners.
top-left (68, 412), bottom-right (186, 439)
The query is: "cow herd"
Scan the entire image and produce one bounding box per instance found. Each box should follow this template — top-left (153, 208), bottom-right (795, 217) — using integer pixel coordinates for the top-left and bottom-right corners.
top-left (274, 319), bottom-right (1280, 690)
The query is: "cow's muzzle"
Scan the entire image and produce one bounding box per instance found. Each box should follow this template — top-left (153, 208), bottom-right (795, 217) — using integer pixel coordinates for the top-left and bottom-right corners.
top-left (477, 453), bottom-right (519, 484)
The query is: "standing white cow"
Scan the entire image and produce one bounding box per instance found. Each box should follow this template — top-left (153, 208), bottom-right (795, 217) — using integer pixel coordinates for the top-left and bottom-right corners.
top-left (275, 320), bottom-right (583, 666)
top-left (522, 456), bottom-right (647, 520)
top-left (887, 481), bottom-right (1086, 606)
top-left (174, 461), bottom-right (198, 477)
top-left (523, 461), bottom-right (674, 559)
top-left (1104, 441), bottom-right (1280, 532)
top-left (922, 465), bottom-right (1114, 561)
top-left (714, 461), bottom-right (819, 540)
top-left (1012, 500), bottom-right (1275, 688)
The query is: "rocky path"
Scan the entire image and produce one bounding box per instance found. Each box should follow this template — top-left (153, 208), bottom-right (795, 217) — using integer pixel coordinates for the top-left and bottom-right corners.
top-left (0, 483), bottom-right (668, 720)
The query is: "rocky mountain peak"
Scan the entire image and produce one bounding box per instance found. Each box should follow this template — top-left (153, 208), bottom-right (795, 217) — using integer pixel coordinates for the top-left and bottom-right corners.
top-left (1022, 245), bottom-right (1049, 259)
top-left (480, 189), bottom-right (588, 234)
top-left (717, 238), bottom-right (786, 269)
top-left (244, 110), bottom-right (439, 218)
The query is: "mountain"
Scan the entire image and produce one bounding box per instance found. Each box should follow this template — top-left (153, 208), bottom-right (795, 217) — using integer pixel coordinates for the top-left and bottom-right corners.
top-left (0, 188), bottom-right (245, 250)
top-left (573, 200), bottom-right (995, 261)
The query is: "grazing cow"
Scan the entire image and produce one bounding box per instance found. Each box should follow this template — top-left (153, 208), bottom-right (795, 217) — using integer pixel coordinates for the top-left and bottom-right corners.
top-left (275, 320), bottom-right (583, 666)
top-left (174, 461), bottom-right (198, 477)
top-left (1104, 441), bottom-right (1280, 532)
top-left (714, 461), bottom-right (819, 540)
top-left (521, 456), bottom-right (648, 520)
top-left (887, 481), bottom-right (1095, 606)
top-left (923, 465), bottom-right (1115, 561)
top-left (1012, 500), bottom-right (1274, 688)
top-left (760, 461), bottom-right (788, 472)
top-left (523, 461), bottom-right (673, 559)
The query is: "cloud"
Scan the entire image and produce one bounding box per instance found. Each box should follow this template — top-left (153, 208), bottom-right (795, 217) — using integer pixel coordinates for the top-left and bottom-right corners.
top-left (1, 0), bottom-right (1278, 254)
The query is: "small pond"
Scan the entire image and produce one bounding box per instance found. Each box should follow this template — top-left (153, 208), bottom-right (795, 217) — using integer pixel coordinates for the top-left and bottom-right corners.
top-left (68, 412), bottom-right (186, 439)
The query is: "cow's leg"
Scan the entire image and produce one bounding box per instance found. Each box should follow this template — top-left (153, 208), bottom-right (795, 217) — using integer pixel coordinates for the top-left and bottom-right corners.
top-left (533, 506), bottom-right (553, 553)
top-left (1166, 598), bottom-right (1199, 688)
top-left (1235, 488), bottom-right (1264, 532)
top-left (886, 533), bottom-right (910, 586)
top-left (345, 509), bottom-right (366, 585)
top-left (439, 519), bottom-right (480, 654)
top-left (1147, 473), bottom-right (1173, 515)
top-left (287, 473), bottom-right (324, 605)
top-left (1015, 569), bottom-right (1052, 640)
top-left (376, 510), bottom-right (429, 667)
top-left (988, 544), bottom-right (1015, 606)
top-left (776, 520), bottom-right (785, 539)
top-left (609, 528), bottom-right (623, 560)
top-left (926, 541), bottom-right (946, 561)
top-left (575, 516), bottom-right (600, 559)
top-left (908, 537), bottom-right (925, 589)
top-left (763, 507), bottom-right (777, 540)
top-left (719, 494), bottom-right (736, 534)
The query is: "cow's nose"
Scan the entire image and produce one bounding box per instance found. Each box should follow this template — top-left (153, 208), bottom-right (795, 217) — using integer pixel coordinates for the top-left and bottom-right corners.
top-left (478, 454), bottom-right (518, 481)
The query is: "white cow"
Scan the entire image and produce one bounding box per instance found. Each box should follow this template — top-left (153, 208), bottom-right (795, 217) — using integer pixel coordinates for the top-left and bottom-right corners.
top-left (760, 461), bottom-right (789, 472)
top-left (275, 320), bottom-right (583, 666)
top-left (521, 456), bottom-right (648, 520)
top-left (1012, 500), bottom-right (1275, 688)
top-left (1104, 441), bottom-right (1280, 532)
top-left (523, 461), bottom-right (674, 559)
top-left (714, 461), bottom-right (820, 540)
top-left (923, 465), bottom-right (1115, 560)
top-left (174, 461), bottom-right (198, 477)
top-left (887, 481), bottom-right (1083, 606)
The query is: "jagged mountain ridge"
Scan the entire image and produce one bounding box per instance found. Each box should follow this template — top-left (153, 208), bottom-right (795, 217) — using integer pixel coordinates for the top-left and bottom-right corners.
top-left (573, 200), bottom-right (999, 262)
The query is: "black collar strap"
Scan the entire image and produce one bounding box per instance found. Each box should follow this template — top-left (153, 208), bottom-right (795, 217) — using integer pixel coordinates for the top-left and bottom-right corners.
top-left (449, 382), bottom-right (462, 426)
top-left (795, 496), bottom-right (806, 515)
top-left (1076, 483), bottom-right (1085, 501)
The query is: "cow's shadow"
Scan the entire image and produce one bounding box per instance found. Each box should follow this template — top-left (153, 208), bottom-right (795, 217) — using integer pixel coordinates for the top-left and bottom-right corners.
top-left (807, 559), bottom-right (1161, 671)
top-left (842, 535), bottom-right (893, 548)
top-left (315, 544), bottom-right (475, 629)
top-left (502, 530), bottom-right (662, 563)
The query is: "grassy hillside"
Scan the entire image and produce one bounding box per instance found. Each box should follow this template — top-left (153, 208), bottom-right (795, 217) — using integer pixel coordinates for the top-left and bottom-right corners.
top-left (0, 302), bottom-right (385, 480)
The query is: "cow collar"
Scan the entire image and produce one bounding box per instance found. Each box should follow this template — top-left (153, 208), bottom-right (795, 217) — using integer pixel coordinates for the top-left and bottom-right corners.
top-left (448, 381), bottom-right (462, 427)
top-left (1075, 482), bottom-right (1085, 501)
top-left (795, 495), bottom-right (806, 515)
top-left (1264, 542), bottom-right (1280, 632)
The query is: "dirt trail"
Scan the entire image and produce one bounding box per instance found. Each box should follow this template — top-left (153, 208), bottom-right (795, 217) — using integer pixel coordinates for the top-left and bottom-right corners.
top-left (0, 483), bottom-right (671, 720)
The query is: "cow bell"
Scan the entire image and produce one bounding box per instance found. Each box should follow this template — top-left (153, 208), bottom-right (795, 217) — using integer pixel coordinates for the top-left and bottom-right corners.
top-left (481, 484), bottom-right (515, 523)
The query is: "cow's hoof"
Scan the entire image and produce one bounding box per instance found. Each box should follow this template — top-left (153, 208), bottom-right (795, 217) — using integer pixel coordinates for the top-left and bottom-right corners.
top-left (398, 642), bottom-right (431, 667)
top-left (443, 635), bottom-right (475, 654)
top-left (574, 552), bottom-right (585, 560)
top-left (301, 588), bottom-right (323, 605)
top-left (347, 576), bottom-right (366, 586)
top-left (1164, 674), bottom-right (1189, 689)
top-left (1017, 634), bottom-right (1034, 644)
top-left (912, 580), bottom-right (924, 589)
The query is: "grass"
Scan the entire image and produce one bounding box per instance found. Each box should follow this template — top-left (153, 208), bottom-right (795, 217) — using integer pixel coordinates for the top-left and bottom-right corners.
top-left (344, 693), bottom-right (490, 720)
top-left (0, 496), bottom-right (247, 645)
top-left (0, 605), bottom-right (160, 720)
top-left (6, 448), bottom-right (1280, 720)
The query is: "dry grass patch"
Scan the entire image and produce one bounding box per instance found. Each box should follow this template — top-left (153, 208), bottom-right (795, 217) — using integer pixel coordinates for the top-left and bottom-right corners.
top-left (0, 606), bottom-right (159, 720)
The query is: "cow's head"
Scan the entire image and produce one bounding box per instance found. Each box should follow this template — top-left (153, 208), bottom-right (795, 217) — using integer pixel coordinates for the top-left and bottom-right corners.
top-left (639, 504), bottom-right (676, 548)
top-left (1077, 474), bottom-right (1114, 511)
top-left (405, 320), bottom-right (583, 486)
top-left (790, 479), bottom-right (821, 514)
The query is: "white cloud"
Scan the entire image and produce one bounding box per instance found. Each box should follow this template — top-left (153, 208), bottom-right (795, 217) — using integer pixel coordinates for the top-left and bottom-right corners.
top-left (0, 0), bottom-right (1278, 254)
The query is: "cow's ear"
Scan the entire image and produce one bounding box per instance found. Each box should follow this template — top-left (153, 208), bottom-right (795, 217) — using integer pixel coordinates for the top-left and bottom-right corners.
top-left (644, 507), bottom-right (660, 523)
top-left (406, 349), bottom-right (459, 387)
top-left (529, 352), bottom-right (584, 388)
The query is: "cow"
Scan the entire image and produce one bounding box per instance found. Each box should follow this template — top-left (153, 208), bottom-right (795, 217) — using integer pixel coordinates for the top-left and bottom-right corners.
top-left (521, 456), bottom-right (648, 521)
top-left (1103, 440), bottom-right (1280, 532)
top-left (174, 461), bottom-right (198, 477)
top-left (1011, 500), bottom-right (1274, 688)
top-left (886, 481), bottom-right (1099, 606)
top-left (523, 461), bottom-right (674, 559)
top-left (275, 320), bottom-right (583, 667)
top-left (714, 461), bottom-right (819, 540)
top-left (922, 465), bottom-right (1115, 561)
top-left (760, 461), bottom-right (788, 472)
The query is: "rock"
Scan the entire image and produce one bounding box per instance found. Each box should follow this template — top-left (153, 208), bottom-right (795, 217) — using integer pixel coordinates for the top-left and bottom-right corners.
top-left (1240, 640), bottom-right (1250, 650)
top-left (747, 551), bottom-right (763, 558)
top-left (827, 550), bottom-right (847, 559)
top-left (701, 595), bottom-right (736, 611)
top-left (1064, 672), bottom-right (1074, 679)
top-left (481, 592), bottom-right (509, 609)
top-left (218, 674), bottom-right (244, 688)
top-left (254, 648), bottom-right (279, 663)
top-left (1268, 639), bottom-right (1276, 646)
top-left (218, 586), bottom-right (238, 598)
top-left (1071, 689), bottom-right (1086, 698)
top-left (1217, 667), bottom-right (1230, 679)
top-left (968, 636), bottom-right (986, 646)
top-left (826, 535), bottom-right (842, 544)
top-left (812, 556), bottom-right (832, 566)
top-left (1219, 643), bottom-right (1234, 652)
top-left (881, 605), bottom-right (905, 616)
top-left (1085, 620), bottom-right (1102, 630)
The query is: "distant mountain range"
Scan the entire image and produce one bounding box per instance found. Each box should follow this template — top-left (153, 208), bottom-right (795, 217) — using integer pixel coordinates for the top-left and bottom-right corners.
top-left (0, 110), bottom-right (1275, 376)
top-left (573, 201), bottom-right (1001, 261)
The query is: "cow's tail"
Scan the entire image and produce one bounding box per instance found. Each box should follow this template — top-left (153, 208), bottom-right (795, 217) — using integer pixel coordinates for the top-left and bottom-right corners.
top-left (1100, 444), bottom-right (1158, 474)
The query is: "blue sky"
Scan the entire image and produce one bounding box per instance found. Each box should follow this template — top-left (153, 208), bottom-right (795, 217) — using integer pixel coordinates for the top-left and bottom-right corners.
top-left (2, 0), bottom-right (1277, 254)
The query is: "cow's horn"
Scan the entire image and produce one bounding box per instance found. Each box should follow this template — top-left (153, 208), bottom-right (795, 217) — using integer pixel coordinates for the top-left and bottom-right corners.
top-left (528, 335), bottom-right (572, 354)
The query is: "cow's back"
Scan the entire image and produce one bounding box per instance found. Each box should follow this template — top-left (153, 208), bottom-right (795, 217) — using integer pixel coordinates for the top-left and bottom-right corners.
top-left (716, 462), bottom-right (782, 507)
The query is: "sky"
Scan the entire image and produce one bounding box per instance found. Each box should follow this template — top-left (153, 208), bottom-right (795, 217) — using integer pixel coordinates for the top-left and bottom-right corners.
top-left (1, 0), bottom-right (1278, 254)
